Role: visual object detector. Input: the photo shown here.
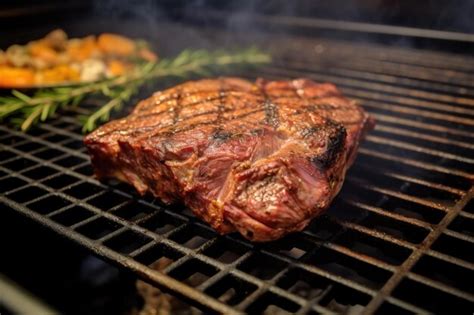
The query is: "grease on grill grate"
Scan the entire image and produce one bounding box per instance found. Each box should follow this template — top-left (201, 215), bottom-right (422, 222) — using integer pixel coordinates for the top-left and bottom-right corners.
top-left (1, 35), bottom-right (474, 314)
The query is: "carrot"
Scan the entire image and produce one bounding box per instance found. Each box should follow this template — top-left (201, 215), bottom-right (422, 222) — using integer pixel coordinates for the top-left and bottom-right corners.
top-left (67, 36), bottom-right (99, 61)
top-left (107, 60), bottom-right (127, 76)
top-left (138, 48), bottom-right (158, 62)
top-left (97, 33), bottom-right (135, 56)
top-left (0, 66), bottom-right (35, 87)
top-left (39, 65), bottom-right (80, 84)
top-left (0, 50), bottom-right (6, 65)
top-left (28, 41), bottom-right (59, 64)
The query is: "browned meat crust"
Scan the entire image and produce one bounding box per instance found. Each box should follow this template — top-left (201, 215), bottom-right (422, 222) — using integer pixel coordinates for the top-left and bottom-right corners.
top-left (84, 77), bottom-right (374, 241)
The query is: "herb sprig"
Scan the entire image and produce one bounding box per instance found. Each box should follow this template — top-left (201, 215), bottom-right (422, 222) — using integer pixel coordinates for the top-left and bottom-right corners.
top-left (0, 47), bottom-right (271, 132)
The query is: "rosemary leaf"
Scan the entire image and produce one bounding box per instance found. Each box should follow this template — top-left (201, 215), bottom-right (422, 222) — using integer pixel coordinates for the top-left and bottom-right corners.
top-left (40, 103), bottom-right (51, 121)
top-left (21, 105), bottom-right (43, 131)
top-left (0, 47), bottom-right (271, 132)
top-left (0, 103), bottom-right (24, 118)
top-left (12, 90), bottom-right (32, 103)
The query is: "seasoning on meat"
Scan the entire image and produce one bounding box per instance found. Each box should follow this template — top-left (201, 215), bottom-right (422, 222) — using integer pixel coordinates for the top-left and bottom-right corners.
top-left (84, 78), bottom-right (375, 241)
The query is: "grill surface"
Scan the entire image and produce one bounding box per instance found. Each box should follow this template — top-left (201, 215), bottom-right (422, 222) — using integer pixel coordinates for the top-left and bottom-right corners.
top-left (1, 20), bottom-right (474, 314)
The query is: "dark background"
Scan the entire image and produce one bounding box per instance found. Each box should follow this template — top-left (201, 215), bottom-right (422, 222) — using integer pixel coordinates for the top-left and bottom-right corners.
top-left (0, 0), bottom-right (473, 53)
top-left (0, 204), bottom-right (139, 315)
top-left (1, 0), bottom-right (473, 33)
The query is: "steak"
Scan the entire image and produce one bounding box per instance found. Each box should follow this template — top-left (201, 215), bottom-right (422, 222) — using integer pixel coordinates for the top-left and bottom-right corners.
top-left (84, 77), bottom-right (374, 241)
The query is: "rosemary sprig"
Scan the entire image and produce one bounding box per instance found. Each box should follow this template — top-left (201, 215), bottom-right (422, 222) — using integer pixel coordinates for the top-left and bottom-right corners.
top-left (0, 47), bottom-right (271, 132)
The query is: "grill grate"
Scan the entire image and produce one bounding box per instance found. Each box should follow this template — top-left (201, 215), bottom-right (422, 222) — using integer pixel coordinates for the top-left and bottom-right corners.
top-left (1, 26), bottom-right (474, 314)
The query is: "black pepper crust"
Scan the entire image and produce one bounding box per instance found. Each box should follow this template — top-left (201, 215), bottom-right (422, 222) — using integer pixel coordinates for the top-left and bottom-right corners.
top-left (310, 121), bottom-right (347, 170)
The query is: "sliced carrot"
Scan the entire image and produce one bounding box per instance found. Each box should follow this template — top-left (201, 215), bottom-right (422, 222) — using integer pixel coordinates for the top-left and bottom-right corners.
top-left (97, 33), bottom-right (135, 56)
top-left (138, 48), bottom-right (158, 62)
top-left (0, 66), bottom-right (35, 87)
top-left (67, 36), bottom-right (99, 61)
top-left (38, 65), bottom-right (80, 85)
top-left (0, 31), bottom-right (157, 87)
top-left (28, 41), bottom-right (58, 64)
top-left (107, 60), bottom-right (127, 76)
top-left (0, 50), bottom-right (6, 65)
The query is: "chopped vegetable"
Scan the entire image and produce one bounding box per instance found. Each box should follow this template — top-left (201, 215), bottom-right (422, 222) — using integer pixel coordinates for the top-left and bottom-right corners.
top-left (107, 60), bottom-right (127, 76)
top-left (43, 29), bottom-right (67, 50)
top-left (39, 65), bottom-right (80, 84)
top-left (0, 66), bottom-right (35, 88)
top-left (0, 47), bottom-right (271, 132)
top-left (80, 60), bottom-right (106, 82)
top-left (0, 50), bottom-right (7, 65)
top-left (66, 36), bottom-right (98, 61)
top-left (0, 29), bottom-right (158, 88)
top-left (97, 33), bottom-right (136, 56)
top-left (28, 41), bottom-right (59, 64)
top-left (138, 48), bottom-right (158, 62)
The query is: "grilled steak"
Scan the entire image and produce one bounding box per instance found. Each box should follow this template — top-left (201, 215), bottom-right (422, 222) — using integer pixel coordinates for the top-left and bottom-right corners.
top-left (84, 78), bottom-right (374, 241)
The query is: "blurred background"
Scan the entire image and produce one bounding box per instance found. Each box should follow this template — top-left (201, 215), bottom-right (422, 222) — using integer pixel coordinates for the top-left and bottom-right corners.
top-left (1, 0), bottom-right (473, 52)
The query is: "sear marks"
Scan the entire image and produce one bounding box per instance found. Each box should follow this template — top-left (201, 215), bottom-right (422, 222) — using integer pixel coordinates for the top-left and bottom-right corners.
top-left (310, 121), bottom-right (347, 170)
top-left (84, 77), bottom-right (374, 241)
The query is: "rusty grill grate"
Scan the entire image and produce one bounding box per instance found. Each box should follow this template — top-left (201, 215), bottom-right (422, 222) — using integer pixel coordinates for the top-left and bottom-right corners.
top-left (1, 24), bottom-right (474, 314)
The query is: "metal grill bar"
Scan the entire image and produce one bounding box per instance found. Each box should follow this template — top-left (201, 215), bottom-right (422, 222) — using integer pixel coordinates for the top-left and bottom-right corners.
top-left (426, 250), bottom-right (474, 271)
top-left (366, 135), bottom-right (473, 164)
top-left (295, 46), bottom-right (474, 81)
top-left (0, 199), bottom-right (240, 315)
top-left (362, 187), bottom-right (474, 313)
top-left (278, 60), bottom-right (474, 98)
top-left (372, 125), bottom-right (473, 151)
top-left (356, 163), bottom-right (464, 196)
top-left (197, 9), bottom-right (474, 43)
top-left (358, 148), bottom-right (472, 179)
top-left (371, 113), bottom-right (473, 140)
top-left (383, 296), bottom-right (431, 315)
top-left (345, 200), bottom-right (432, 229)
top-left (270, 64), bottom-right (474, 110)
top-left (276, 43), bottom-right (474, 83)
top-left (256, 68), bottom-right (474, 126)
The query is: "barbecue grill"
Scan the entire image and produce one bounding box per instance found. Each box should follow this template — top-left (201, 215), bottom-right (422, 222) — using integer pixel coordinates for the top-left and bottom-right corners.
top-left (1, 2), bottom-right (473, 314)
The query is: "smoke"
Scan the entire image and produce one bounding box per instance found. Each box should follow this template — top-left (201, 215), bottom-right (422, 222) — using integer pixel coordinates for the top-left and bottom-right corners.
top-left (431, 1), bottom-right (474, 33)
top-left (90, 0), bottom-right (225, 55)
top-left (91, 0), bottom-right (166, 37)
top-left (86, 0), bottom-right (473, 55)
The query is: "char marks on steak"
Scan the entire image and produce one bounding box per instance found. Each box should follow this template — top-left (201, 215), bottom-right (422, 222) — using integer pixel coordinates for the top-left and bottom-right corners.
top-left (84, 78), bottom-right (374, 241)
